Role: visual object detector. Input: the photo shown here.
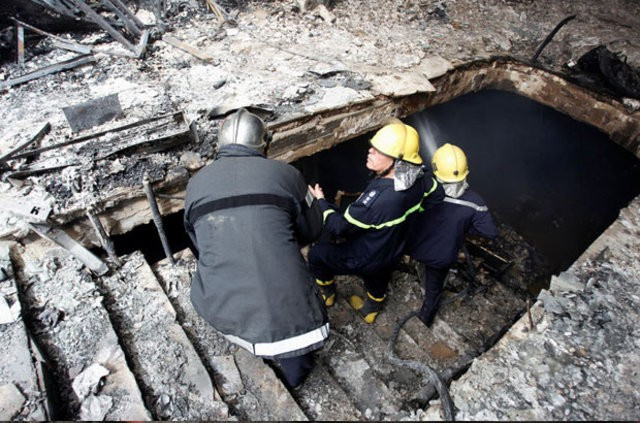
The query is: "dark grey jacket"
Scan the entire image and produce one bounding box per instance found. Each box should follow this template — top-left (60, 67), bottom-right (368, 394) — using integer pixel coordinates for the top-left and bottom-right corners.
top-left (184, 144), bottom-right (328, 359)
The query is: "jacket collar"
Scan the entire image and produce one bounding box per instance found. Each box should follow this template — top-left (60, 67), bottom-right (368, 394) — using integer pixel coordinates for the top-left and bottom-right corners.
top-left (217, 144), bottom-right (265, 159)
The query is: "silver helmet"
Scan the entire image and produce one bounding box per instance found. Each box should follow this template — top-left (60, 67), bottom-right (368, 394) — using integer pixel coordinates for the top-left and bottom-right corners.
top-left (217, 108), bottom-right (267, 150)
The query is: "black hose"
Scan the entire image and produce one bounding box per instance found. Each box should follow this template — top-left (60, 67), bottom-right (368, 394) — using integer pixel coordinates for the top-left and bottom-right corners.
top-left (386, 310), bottom-right (455, 421)
top-left (531, 15), bottom-right (576, 62)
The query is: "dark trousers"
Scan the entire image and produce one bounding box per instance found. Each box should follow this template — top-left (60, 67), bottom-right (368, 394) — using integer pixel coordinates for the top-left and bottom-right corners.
top-left (308, 242), bottom-right (393, 298)
top-left (276, 352), bottom-right (314, 388)
top-left (417, 263), bottom-right (450, 326)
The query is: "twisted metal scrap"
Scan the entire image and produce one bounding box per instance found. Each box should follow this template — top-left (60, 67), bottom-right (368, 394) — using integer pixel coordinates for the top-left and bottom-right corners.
top-left (387, 310), bottom-right (455, 421)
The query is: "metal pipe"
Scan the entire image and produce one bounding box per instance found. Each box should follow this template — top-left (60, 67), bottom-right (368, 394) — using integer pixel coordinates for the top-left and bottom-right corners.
top-left (16, 24), bottom-right (25, 65)
top-left (143, 173), bottom-right (175, 265)
top-left (86, 206), bottom-right (121, 267)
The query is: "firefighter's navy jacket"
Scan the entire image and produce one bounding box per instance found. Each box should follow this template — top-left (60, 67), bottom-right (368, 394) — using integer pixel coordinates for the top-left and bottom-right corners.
top-left (406, 189), bottom-right (497, 269)
top-left (316, 174), bottom-right (434, 274)
top-left (184, 144), bottom-right (328, 359)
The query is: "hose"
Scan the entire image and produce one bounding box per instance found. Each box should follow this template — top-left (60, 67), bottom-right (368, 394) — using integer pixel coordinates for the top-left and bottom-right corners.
top-left (387, 310), bottom-right (455, 421)
top-left (531, 15), bottom-right (576, 62)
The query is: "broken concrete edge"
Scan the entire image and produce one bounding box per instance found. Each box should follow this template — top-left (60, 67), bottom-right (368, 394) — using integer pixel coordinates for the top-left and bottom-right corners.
top-left (0, 240), bottom-right (49, 420)
top-left (28, 222), bottom-right (108, 276)
top-left (429, 57), bottom-right (640, 156)
top-left (430, 195), bottom-right (640, 420)
top-left (3, 58), bottom-right (639, 251)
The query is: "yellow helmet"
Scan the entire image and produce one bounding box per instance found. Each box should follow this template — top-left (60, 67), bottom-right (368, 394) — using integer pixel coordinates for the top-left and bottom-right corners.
top-left (370, 121), bottom-right (407, 160)
top-left (432, 143), bottom-right (469, 182)
top-left (402, 124), bottom-right (423, 165)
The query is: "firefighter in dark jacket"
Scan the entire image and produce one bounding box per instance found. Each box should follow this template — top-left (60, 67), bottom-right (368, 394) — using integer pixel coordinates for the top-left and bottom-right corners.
top-left (406, 143), bottom-right (497, 327)
top-left (183, 108), bottom-right (328, 388)
top-left (308, 120), bottom-right (437, 324)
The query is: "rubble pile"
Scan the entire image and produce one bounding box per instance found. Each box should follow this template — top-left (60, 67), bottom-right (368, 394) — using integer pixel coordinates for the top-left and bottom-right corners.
top-left (13, 245), bottom-right (149, 420)
top-left (100, 251), bottom-right (230, 420)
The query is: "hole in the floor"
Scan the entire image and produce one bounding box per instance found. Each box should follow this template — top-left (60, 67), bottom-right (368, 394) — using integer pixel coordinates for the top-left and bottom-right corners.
top-left (109, 89), bottom-right (640, 290)
top-left (405, 89), bottom-right (640, 274)
top-left (108, 209), bottom-right (194, 264)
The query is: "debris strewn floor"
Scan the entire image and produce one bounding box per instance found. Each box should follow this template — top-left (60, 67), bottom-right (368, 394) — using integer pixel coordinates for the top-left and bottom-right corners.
top-left (1, 0), bottom-right (639, 420)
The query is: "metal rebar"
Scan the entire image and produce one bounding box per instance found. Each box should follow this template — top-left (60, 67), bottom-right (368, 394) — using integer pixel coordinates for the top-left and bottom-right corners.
top-left (100, 0), bottom-right (142, 37)
top-left (143, 173), bottom-right (175, 265)
top-left (16, 24), bottom-right (25, 65)
top-left (102, 0), bottom-right (145, 34)
top-left (86, 206), bottom-right (121, 266)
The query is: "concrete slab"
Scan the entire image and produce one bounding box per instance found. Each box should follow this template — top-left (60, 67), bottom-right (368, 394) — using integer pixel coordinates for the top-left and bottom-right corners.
top-left (14, 244), bottom-right (150, 420)
top-left (102, 251), bottom-right (229, 420)
top-left (294, 362), bottom-right (361, 421)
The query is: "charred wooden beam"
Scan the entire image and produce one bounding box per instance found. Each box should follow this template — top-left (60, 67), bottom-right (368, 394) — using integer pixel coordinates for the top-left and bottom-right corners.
top-left (8, 111), bottom-right (187, 161)
top-left (162, 35), bottom-right (215, 62)
top-left (10, 17), bottom-right (92, 55)
top-left (0, 122), bottom-right (50, 165)
top-left (6, 111), bottom-right (192, 179)
top-left (29, 222), bottom-right (109, 275)
top-left (0, 54), bottom-right (95, 90)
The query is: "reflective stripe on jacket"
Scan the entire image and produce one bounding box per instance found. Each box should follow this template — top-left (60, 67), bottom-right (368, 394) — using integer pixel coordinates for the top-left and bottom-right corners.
top-left (406, 189), bottom-right (497, 268)
top-left (316, 176), bottom-right (424, 273)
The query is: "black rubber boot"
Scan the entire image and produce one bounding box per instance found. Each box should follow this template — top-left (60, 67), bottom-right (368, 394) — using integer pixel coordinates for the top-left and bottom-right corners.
top-left (349, 292), bottom-right (385, 324)
top-left (315, 279), bottom-right (336, 307)
top-left (417, 294), bottom-right (441, 327)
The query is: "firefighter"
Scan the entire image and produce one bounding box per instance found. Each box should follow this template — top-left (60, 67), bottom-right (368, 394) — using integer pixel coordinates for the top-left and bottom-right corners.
top-left (307, 119), bottom-right (432, 324)
top-left (183, 108), bottom-right (328, 388)
top-left (406, 143), bottom-right (497, 327)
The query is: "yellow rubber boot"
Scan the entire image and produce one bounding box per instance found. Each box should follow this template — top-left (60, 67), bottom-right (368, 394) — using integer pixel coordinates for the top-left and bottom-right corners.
top-left (349, 292), bottom-right (385, 324)
top-left (315, 279), bottom-right (336, 307)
